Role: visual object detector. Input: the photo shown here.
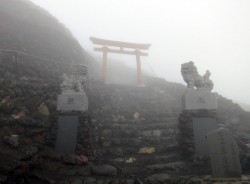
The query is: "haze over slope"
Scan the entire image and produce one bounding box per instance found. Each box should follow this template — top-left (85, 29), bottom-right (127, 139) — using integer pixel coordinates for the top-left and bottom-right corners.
top-left (0, 0), bottom-right (85, 66)
top-left (30, 0), bottom-right (250, 105)
top-left (0, 0), bottom-right (249, 111)
top-left (0, 0), bottom-right (154, 86)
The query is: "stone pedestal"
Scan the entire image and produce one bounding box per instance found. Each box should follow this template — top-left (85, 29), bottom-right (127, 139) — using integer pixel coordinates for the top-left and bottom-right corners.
top-left (57, 91), bottom-right (88, 111)
top-left (192, 118), bottom-right (218, 156)
top-left (178, 89), bottom-right (218, 159)
top-left (178, 110), bottom-right (218, 158)
top-left (55, 116), bottom-right (78, 154)
top-left (55, 90), bottom-right (89, 154)
top-left (182, 89), bottom-right (217, 110)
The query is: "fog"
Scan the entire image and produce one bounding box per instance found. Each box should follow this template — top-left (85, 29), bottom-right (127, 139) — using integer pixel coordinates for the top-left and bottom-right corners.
top-left (30, 0), bottom-right (250, 105)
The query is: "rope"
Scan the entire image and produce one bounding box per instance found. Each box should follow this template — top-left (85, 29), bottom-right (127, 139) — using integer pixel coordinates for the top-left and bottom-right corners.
top-left (0, 48), bottom-right (95, 93)
top-left (143, 57), bottom-right (174, 100)
top-left (143, 57), bottom-right (158, 77)
top-left (0, 48), bottom-right (73, 66)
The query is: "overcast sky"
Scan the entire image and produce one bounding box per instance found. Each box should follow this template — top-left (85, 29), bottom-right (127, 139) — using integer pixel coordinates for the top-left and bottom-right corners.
top-left (30, 0), bottom-right (250, 104)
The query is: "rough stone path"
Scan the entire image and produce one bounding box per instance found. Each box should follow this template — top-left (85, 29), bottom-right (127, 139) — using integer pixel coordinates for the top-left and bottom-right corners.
top-left (85, 82), bottom-right (187, 180)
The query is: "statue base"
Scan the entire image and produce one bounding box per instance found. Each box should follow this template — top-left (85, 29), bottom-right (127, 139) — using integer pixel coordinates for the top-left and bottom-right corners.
top-left (57, 90), bottom-right (88, 111)
top-left (182, 89), bottom-right (217, 110)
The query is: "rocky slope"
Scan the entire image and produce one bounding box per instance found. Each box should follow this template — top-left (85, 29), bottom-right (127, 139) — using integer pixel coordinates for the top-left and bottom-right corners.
top-left (0, 0), bottom-right (250, 184)
top-left (0, 77), bottom-right (250, 183)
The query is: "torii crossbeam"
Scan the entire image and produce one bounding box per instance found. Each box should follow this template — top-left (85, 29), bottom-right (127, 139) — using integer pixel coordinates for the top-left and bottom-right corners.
top-left (90, 37), bottom-right (151, 85)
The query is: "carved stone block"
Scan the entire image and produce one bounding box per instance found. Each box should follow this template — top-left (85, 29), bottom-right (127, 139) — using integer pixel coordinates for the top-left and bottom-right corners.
top-left (182, 89), bottom-right (217, 110)
top-left (57, 91), bottom-right (88, 111)
top-left (207, 128), bottom-right (242, 178)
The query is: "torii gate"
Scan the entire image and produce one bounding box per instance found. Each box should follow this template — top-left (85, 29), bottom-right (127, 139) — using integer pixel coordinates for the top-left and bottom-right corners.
top-left (90, 37), bottom-right (151, 85)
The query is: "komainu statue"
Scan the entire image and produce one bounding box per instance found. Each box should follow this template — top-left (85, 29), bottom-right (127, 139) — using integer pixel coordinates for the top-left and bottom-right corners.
top-left (60, 64), bottom-right (88, 92)
top-left (181, 61), bottom-right (213, 90)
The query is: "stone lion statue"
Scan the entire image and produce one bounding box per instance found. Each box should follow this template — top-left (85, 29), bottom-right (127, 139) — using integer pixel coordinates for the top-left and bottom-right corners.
top-left (181, 61), bottom-right (213, 90)
top-left (60, 64), bottom-right (88, 92)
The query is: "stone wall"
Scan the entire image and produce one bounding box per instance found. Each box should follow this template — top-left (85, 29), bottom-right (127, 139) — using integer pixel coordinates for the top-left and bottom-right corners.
top-left (177, 109), bottom-right (217, 159)
top-left (88, 81), bottom-right (181, 179)
top-left (0, 79), bottom-right (185, 183)
top-left (0, 32), bottom-right (247, 182)
top-left (1, 78), bottom-right (250, 183)
top-left (0, 78), bottom-right (97, 183)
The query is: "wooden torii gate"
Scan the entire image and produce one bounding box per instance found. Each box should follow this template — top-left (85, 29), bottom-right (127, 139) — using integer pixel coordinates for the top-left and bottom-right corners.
top-left (90, 37), bottom-right (151, 85)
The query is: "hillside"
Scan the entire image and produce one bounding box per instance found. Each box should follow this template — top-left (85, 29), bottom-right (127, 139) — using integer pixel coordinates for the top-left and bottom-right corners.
top-left (237, 102), bottom-right (250, 112)
top-left (0, 0), bottom-right (250, 184)
top-left (0, 0), bottom-right (85, 63)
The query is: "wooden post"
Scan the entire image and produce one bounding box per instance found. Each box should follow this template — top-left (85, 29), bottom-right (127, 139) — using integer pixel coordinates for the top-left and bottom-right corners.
top-left (102, 46), bottom-right (108, 82)
top-left (135, 49), bottom-right (143, 85)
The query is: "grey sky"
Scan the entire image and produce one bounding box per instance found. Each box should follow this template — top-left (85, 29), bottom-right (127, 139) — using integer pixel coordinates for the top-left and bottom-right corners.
top-left (30, 0), bottom-right (250, 104)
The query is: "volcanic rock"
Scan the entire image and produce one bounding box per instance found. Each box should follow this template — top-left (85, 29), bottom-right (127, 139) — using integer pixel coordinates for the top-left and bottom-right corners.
top-left (17, 116), bottom-right (36, 127)
top-left (38, 102), bottom-right (50, 116)
top-left (4, 136), bottom-right (19, 148)
top-left (91, 165), bottom-right (117, 176)
top-left (145, 173), bottom-right (170, 184)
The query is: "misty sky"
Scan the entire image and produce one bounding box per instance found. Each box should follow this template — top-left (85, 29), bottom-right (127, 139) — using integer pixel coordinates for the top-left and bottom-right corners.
top-left (30, 0), bottom-right (250, 104)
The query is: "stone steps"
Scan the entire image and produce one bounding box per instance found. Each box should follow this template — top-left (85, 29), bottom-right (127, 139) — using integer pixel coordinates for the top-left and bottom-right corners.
top-left (88, 82), bottom-right (184, 180)
top-left (98, 129), bottom-right (174, 138)
top-left (99, 137), bottom-right (174, 148)
top-left (95, 143), bottom-right (179, 157)
top-left (93, 153), bottom-right (183, 177)
top-left (96, 158), bottom-right (182, 174)
top-left (92, 118), bottom-right (178, 126)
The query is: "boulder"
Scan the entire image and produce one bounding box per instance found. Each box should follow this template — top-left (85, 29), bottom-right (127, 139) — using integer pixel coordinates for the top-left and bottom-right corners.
top-left (91, 165), bottom-right (117, 176)
top-left (17, 116), bottom-right (37, 127)
top-left (76, 155), bottom-right (88, 165)
top-left (4, 136), bottom-right (19, 148)
top-left (236, 132), bottom-right (250, 144)
top-left (145, 173), bottom-right (170, 184)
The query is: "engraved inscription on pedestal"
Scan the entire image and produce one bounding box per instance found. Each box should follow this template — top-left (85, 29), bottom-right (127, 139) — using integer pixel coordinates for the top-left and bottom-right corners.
top-left (207, 128), bottom-right (242, 178)
top-left (183, 90), bottom-right (217, 110)
top-left (55, 116), bottom-right (78, 154)
top-left (57, 91), bottom-right (88, 111)
top-left (192, 118), bottom-right (218, 156)
top-left (57, 64), bottom-right (88, 111)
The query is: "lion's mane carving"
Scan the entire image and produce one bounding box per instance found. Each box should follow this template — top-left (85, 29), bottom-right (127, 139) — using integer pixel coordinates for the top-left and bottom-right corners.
top-left (181, 61), bottom-right (213, 90)
top-left (60, 64), bottom-right (88, 92)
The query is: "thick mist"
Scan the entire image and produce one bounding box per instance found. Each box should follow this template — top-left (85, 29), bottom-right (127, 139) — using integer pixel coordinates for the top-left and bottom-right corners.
top-left (30, 0), bottom-right (250, 105)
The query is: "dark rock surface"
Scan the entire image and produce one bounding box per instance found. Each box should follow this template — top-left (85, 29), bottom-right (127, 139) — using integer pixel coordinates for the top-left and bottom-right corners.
top-left (91, 165), bottom-right (117, 176)
top-left (145, 173), bottom-right (171, 184)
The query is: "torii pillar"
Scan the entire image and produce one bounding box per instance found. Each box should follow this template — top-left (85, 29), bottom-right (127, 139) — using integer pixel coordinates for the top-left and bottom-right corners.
top-left (102, 45), bottom-right (108, 82)
top-left (135, 48), bottom-right (143, 85)
top-left (90, 37), bottom-right (151, 86)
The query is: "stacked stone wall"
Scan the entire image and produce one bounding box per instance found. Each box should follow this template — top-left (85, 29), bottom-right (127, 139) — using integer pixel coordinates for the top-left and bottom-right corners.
top-left (177, 109), bottom-right (217, 159)
top-left (0, 78), bottom-right (96, 183)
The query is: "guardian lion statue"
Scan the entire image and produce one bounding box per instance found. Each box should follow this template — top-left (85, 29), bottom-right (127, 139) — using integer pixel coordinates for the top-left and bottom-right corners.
top-left (181, 61), bottom-right (213, 90)
top-left (60, 64), bottom-right (88, 92)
